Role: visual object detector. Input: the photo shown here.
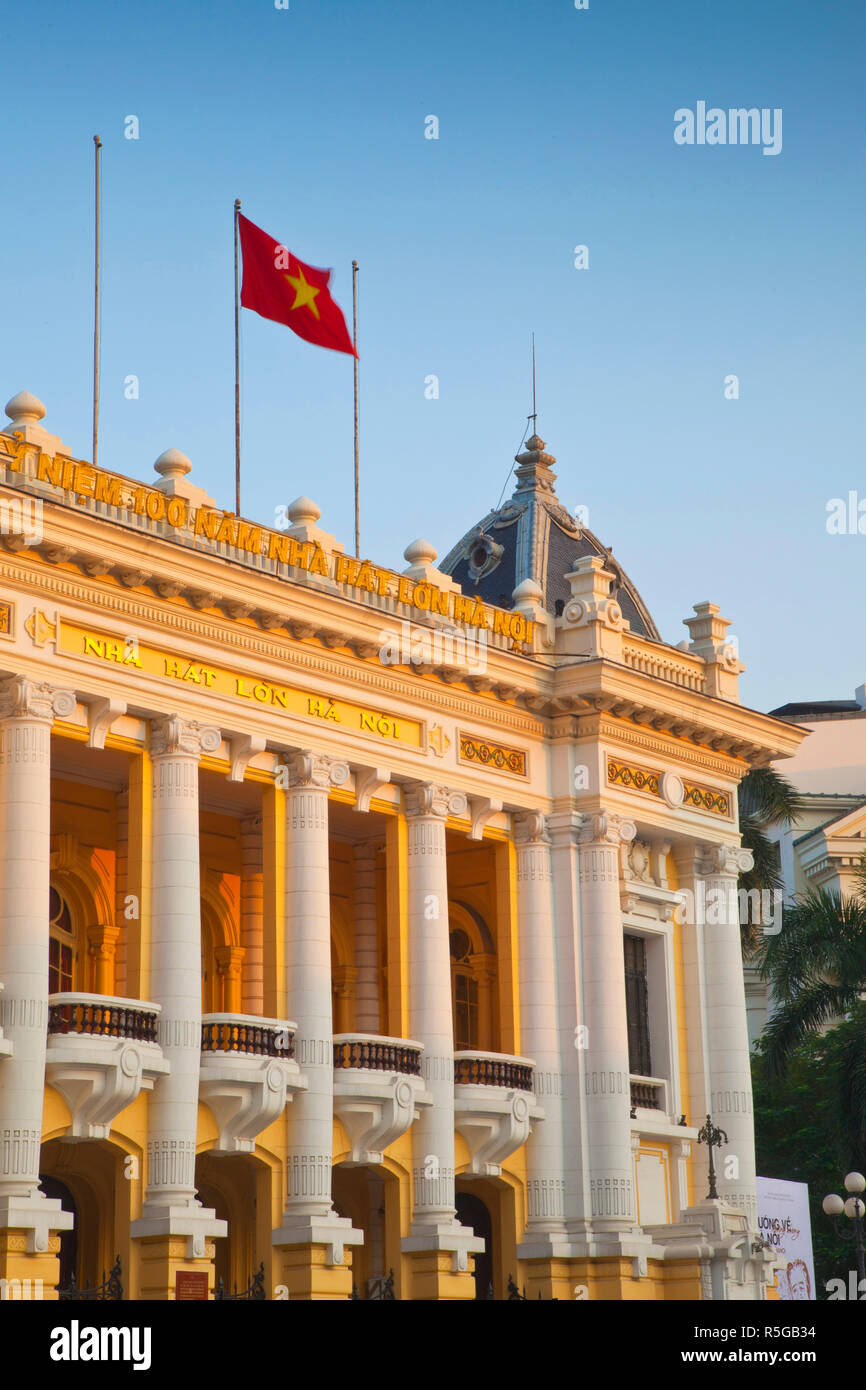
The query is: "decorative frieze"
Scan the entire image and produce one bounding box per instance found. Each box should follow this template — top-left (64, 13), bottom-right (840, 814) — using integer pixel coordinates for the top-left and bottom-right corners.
top-left (607, 756), bottom-right (731, 817)
top-left (458, 731), bottom-right (527, 777)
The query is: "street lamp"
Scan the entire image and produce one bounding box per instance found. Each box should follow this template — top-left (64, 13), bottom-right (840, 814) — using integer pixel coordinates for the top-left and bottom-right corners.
top-left (822, 1172), bottom-right (866, 1286)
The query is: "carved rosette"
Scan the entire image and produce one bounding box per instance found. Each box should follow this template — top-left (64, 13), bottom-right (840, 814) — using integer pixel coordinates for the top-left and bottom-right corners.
top-left (577, 812), bottom-right (637, 848)
top-left (149, 714), bottom-right (221, 760)
top-left (0, 675), bottom-right (76, 723)
top-left (282, 749), bottom-right (350, 792)
top-left (512, 809), bottom-right (550, 847)
top-left (696, 843), bottom-right (754, 880)
top-left (403, 780), bottom-right (467, 821)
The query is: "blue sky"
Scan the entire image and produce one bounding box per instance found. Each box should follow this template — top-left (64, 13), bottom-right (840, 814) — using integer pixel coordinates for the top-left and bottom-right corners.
top-left (2, 0), bottom-right (864, 713)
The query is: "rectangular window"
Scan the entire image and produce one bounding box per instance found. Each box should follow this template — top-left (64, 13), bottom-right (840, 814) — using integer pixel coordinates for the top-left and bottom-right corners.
top-left (454, 973), bottom-right (478, 1051)
top-left (624, 934), bottom-right (652, 1076)
top-left (49, 936), bottom-right (73, 994)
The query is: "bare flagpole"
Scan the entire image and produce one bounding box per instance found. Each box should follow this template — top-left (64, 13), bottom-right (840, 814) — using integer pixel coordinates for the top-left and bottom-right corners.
top-left (92, 135), bottom-right (102, 469)
top-left (234, 199), bottom-right (242, 516)
top-left (352, 260), bottom-right (360, 557)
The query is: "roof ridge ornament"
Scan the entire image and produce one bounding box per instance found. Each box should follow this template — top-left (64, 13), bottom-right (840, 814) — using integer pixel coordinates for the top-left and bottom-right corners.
top-left (513, 433), bottom-right (558, 498)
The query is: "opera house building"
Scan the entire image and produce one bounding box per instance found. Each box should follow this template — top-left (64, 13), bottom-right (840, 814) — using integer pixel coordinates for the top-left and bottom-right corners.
top-left (0, 390), bottom-right (802, 1299)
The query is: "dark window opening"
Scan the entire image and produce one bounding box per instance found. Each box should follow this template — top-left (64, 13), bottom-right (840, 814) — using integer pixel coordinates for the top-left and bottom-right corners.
top-left (624, 934), bottom-right (652, 1076)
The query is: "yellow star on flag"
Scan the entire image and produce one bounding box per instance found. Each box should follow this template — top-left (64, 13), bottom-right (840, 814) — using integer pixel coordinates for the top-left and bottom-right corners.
top-left (283, 266), bottom-right (321, 320)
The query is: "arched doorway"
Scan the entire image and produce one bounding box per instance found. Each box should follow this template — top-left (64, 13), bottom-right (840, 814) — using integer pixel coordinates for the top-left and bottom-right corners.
top-left (196, 1151), bottom-right (271, 1296)
top-left (38, 1175), bottom-right (77, 1289)
top-left (455, 1190), bottom-right (493, 1299)
top-left (332, 1164), bottom-right (401, 1298)
top-left (40, 1139), bottom-right (129, 1294)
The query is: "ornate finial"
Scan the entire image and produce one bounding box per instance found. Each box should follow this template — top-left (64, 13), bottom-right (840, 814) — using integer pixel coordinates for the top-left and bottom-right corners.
top-left (287, 496), bottom-right (321, 526)
top-left (5, 391), bottom-right (47, 428)
top-left (154, 448), bottom-right (192, 483)
top-left (403, 538), bottom-right (437, 567)
top-left (513, 433), bottom-right (558, 497)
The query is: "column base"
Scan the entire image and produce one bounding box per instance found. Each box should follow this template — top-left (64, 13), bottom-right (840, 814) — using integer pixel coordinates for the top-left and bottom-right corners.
top-left (135, 1235), bottom-right (218, 1301)
top-left (0, 1192), bottom-right (74, 1251)
top-left (272, 1240), bottom-right (358, 1300)
top-left (402, 1220), bottom-right (485, 1299)
top-left (130, 1200), bottom-right (226, 1259)
top-left (272, 1213), bottom-right (362, 1299)
top-left (0, 1229), bottom-right (63, 1300)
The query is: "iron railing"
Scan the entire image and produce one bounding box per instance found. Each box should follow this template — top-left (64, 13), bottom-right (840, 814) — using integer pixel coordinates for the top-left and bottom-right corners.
top-left (454, 1053), bottom-right (534, 1092)
top-left (201, 1017), bottom-right (294, 1059)
top-left (333, 1035), bottom-right (422, 1077)
top-left (48, 997), bottom-right (158, 1043)
top-left (58, 1257), bottom-right (123, 1301)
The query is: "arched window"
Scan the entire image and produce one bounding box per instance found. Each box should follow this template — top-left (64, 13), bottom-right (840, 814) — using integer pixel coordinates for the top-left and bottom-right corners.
top-left (450, 928), bottom-right (479, 1051)
top-left (48, 886), bottom-right (76, 994)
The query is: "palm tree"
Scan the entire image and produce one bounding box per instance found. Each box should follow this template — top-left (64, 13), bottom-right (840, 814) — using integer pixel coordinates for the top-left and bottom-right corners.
top-left (756, 867), bottom-right (866, 1162)
top-left (737, 766), bottom-right (801, 955)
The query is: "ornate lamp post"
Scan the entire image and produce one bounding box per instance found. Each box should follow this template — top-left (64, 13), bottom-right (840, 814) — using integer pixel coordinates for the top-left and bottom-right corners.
top-left (697, 1113), bottom-right (728, 1200)
top-left (822, 1172), bottom-right (866, 1287)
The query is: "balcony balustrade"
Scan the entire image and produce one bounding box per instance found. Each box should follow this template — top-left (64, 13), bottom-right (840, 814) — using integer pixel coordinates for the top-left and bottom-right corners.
top-left (332, 1033), bottom-right (430, 1166)
top-left (453, 1050), bottom-right (543, 1177)
top-left (45, 992), bottom-right (169, 1140)
top-left (629, 1075), bottom-right (667, 1113)
top-left (199, 1013), bottom-right (306, 1154)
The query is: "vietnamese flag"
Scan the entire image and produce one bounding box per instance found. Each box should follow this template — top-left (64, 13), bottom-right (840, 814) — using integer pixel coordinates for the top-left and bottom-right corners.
top-left (238, 213), bottom-right (356, 357)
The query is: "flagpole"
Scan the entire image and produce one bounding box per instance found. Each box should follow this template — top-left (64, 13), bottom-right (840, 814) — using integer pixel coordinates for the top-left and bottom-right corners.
top-left (234, 199), bottom-right (242, 516)
top-left (352, 259), bottom-right (359, 557)
top-left (92, 135), bottom-right (102, 470)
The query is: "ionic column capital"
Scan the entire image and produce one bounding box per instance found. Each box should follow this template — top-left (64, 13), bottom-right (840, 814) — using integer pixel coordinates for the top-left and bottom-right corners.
top-left (577, 811), bottom-right (636, 848)
top-left (512, 809), bottom-right (550, 847)
top-left (281, 749), bottom-right (350, 791)
top-left (403, 780), bottom-right (467, 821)
top-left (696, 842), bottom-right (754, 878)
top-left (149, 714), bottom-right (221, 760)
top-left (0, 675), bottom-right (75, 723)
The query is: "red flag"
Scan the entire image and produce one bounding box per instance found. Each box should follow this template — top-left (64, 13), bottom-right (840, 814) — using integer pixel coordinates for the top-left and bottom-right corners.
top-left (238, 214), bottom-right (356, 357)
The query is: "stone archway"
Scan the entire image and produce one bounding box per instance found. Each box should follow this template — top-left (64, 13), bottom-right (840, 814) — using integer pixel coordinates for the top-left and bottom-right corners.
top-left (195, 1150), bottom-right (271, 1297)
top-left (455, 1189), bottom-right (494, 1298)
top-left (40, 1138), bottom-right (129, 1293)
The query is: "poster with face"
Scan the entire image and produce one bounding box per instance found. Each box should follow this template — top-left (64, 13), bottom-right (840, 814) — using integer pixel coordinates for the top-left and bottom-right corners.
top-left (756, 1177), bottom-right (816, 1300)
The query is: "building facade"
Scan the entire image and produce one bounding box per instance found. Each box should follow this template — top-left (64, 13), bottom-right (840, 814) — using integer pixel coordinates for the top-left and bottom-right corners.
top-left (0, 391), bottom-right (803, 1300)
top-left (746, 694), bottom-right (866, 1044)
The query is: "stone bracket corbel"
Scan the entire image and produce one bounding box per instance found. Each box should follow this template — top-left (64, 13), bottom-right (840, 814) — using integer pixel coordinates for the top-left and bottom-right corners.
top-left (468, 796), bottom-right (503, 840)
top-left (353, 766), bottom-right (391, 814)
top-left (228, 732), bottom-right (267, 783)
top-left (88, 697), bottom-right (127, 750)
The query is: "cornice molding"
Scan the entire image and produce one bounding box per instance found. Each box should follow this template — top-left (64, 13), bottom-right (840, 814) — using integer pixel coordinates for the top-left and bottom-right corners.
top-left (581, 713), bottom-right (752, 780)
top-left (1, 556), bottom-right (547, 738)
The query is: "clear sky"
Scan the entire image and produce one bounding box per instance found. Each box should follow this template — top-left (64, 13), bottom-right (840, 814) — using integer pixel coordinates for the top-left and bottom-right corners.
top-left (2, 0), bottom-right (864, 714)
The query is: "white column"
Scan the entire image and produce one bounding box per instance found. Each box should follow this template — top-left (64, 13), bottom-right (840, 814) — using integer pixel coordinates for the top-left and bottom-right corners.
top-left (577, 811), bottom-right (637, 1233)
top-left (240, 815), bottom-right (263, 1016)
top-left (513, 811), bottom-right (567, 1245)
top-left (0, 676), bottom-right (75, 1247)
top-left (131, 715), bottom-right (225, 1253)
top-left (401, 782), bottom-right (482, 1267)
top-left (353, 841), bottom-right (379, 1034)
top-left (696, 842), bottom-right (758, 1228)
top-left (275, 751), bottom-right (361, 1255)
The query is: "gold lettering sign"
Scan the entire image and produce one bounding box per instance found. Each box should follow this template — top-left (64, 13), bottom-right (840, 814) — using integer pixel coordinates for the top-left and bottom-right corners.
top-left (0, 439), bottom-right (533, 646)
top-left (59, 621), bottom-right (423, 749)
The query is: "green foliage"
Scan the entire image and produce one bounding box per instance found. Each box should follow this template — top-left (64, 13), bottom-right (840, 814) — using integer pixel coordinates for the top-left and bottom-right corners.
top-left (752, 1013), bottom-right (866, 1299)
top-left (756, 886), bottom-right (866, 1078)
top-left (737, 766), bottom-right (801, 956)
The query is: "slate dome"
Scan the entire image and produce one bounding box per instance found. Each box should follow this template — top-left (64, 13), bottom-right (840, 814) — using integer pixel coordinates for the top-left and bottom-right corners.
top-left (438, 433), bottom-right (661, 641)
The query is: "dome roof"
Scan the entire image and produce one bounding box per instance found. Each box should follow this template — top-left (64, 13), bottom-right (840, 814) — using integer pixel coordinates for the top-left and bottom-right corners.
top-left (439, 434), bottom-right (661, 641)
